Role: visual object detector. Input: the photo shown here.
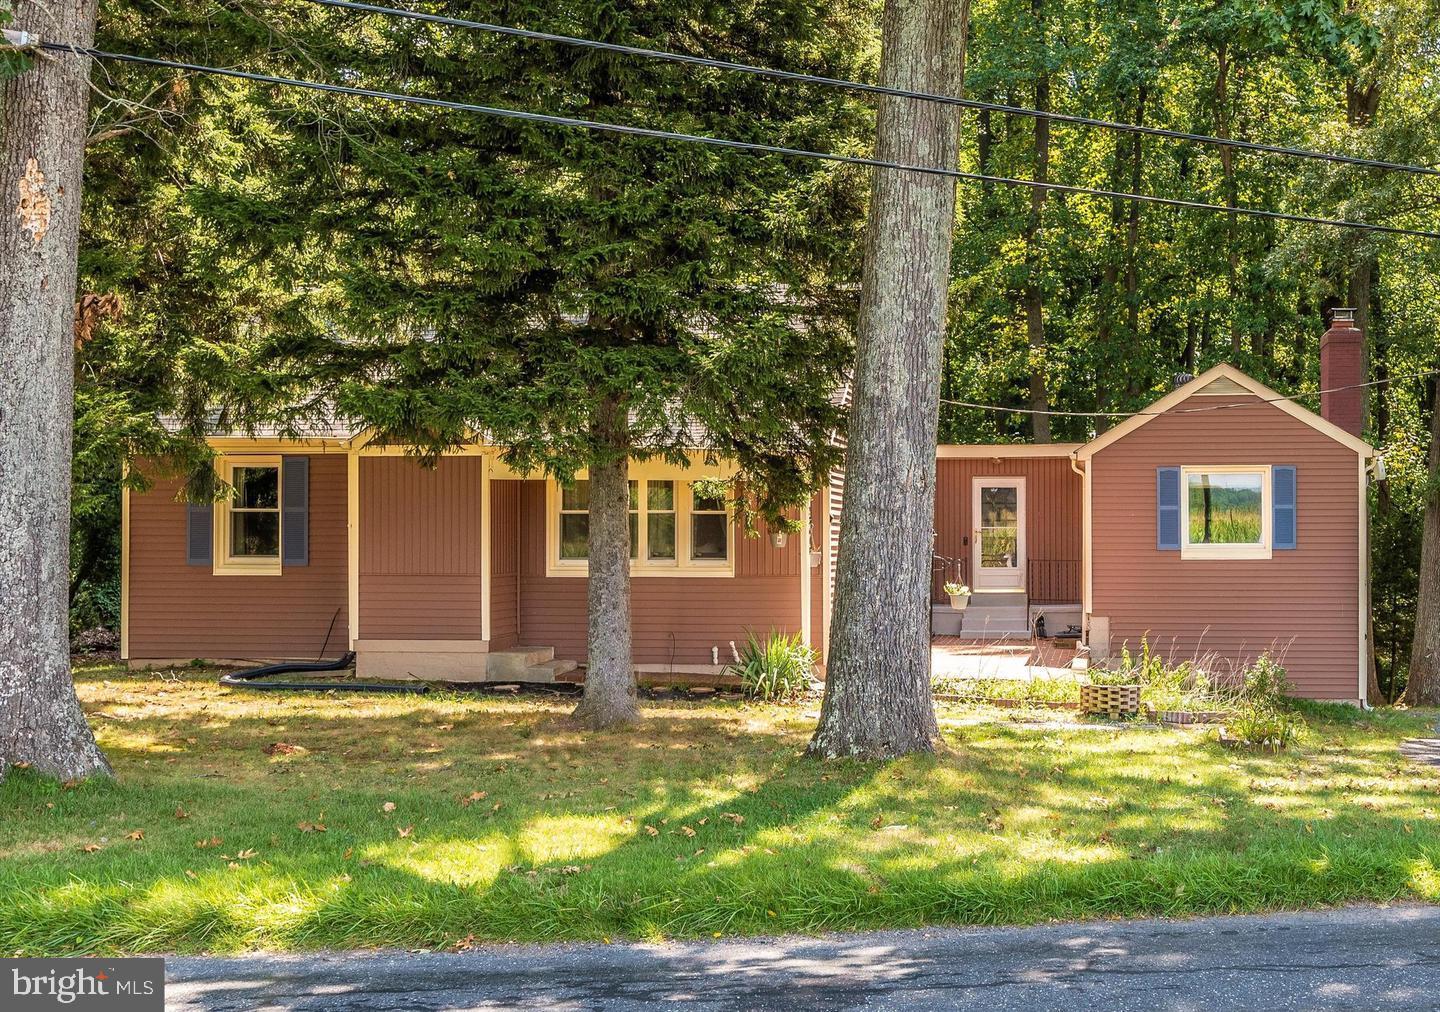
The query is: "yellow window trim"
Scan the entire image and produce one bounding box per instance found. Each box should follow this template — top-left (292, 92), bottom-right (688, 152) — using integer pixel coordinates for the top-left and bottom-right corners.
top-left (213, 454), bottom-right (284, 576)
top-left (1178, 464), bottom-right (1273, 561)
top-left (545, 462), bottom-right (737, 578)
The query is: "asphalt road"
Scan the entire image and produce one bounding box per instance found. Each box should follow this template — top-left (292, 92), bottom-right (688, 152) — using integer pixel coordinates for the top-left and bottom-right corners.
top-left (166, 904), bottom-right (1440, 1011)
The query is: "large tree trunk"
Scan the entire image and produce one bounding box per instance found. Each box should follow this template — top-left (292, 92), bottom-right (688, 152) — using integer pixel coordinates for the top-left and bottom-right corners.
top-left (571, 395), bottom-right (640, 728)
top-left (0, 1), bottom-right (112, 783)
top-left (1214, 44), bottom-right (1242, 358)
top-left (1404, 395), bottom-right (1440, 706)
top-left (1023, 0), bottom-right (1050, 442)
top-left (809, 0), bottom-right (968, 759)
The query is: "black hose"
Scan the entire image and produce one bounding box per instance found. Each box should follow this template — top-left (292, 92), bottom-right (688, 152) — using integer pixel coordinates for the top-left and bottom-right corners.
top-left (218, 652), bottom-right (429, 694)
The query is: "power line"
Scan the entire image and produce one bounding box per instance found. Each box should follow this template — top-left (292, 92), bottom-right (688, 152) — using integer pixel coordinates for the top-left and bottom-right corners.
top-left (940, 367), bottom-right (1440, 419)
top-left (297, 0), bottom-right (1440, 180)
top-left (42, 43), bottom-right (1440, 241)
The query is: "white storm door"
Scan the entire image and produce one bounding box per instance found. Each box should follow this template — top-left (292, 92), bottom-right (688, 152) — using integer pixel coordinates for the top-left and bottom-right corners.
top-left (972, 478), bottom-right (1025, 590)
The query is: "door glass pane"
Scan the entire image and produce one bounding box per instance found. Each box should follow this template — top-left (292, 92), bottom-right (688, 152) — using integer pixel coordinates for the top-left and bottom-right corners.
top-left (1187, 472), bottom-right (1263, 544)
top-left (232, 511), bottom-right (280, 557)
top-left (979, 486), bottom-right (1018, 569)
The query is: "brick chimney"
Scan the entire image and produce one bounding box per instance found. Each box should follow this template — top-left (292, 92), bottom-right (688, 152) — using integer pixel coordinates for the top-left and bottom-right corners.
top-left (1320, 307), bottom-right (1364, 437)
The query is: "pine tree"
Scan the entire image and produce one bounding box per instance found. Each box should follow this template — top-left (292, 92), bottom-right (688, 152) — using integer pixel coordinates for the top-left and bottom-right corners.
top-left (161, 0), bottom-right (873, 727)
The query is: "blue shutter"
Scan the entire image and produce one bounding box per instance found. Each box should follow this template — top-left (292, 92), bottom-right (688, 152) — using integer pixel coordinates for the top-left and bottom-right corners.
top-left (1157, 467), bottom-right (1181, 551)
top-left (186, 503), bottom-right (213, 566)
top-left (282, 456), bottom-right (309, 566)
top-left (1273, 465), bottom-right (1297, 550)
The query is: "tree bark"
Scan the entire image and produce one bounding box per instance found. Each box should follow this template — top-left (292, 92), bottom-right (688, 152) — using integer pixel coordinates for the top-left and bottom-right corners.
top-left (571, 395), bottom-right (640, 728)
top-left (0, 0), bottom-right (112, 783)
top-left (1214, 44), bottom-right (1241, 358)
top-left (1023, 0), bottom-right (1050, 442)
top-left (1404, 394), bottom-right (1440, 706)
top-left (809, 0), bottom-right (968, 759)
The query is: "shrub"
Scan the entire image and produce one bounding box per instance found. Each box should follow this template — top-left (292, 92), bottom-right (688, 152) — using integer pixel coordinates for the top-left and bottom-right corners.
top-left (1225, 703), bottom-right (1304, 750)
top-left (1087, 667), bottom-right (1141, 687)
top-left (1241, 653), bottom-right (1293, 704)
top-left (1101, 637), bottom-right (1231, 712)
top-left (731, 631), bottom-right (815, 702)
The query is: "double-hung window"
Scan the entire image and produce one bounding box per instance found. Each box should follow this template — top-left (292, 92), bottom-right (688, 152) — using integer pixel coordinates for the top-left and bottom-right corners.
top-left (550, 474), bottom-right (733, 576)
top-left (1180, 465), bottom-right (1271, 560)
top-left (215, 456), bottom-right (283, 574)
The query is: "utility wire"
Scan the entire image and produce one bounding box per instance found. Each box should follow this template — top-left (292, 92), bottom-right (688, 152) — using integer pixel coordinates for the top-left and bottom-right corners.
top-left (940, 367), bottom-right (1440, 419)
top-left (295, 0), bottom-right (1440, 180)
top-left (41, 44), bottom-right (1440, 241)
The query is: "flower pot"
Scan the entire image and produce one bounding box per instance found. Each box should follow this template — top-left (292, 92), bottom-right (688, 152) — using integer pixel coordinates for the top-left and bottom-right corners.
top-left (1080, 683), bottom-right (1140, 718)
top-left (948, 593), bottom-right (971, 611)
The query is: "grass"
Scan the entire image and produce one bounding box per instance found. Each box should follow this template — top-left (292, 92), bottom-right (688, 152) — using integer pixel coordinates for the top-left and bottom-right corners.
top-left (2, 664), bottom-right (1439, 955)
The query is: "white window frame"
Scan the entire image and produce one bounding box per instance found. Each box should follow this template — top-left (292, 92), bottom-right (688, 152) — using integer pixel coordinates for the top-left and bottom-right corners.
top-left (1179, 464), bottom-right (1272, 561)
top-left (546, 465), bottom-right (735, 578)
top-left (213, 455), bottom-right (284, 576)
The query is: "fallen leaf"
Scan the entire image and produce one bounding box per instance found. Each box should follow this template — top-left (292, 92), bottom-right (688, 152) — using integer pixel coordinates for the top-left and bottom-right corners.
top-left (195, 837), bottom-right (222, 849)
top-left (79, 843), bottom-right (103, 853)
top-left (296, 821), bottom-right (327, 833)
top-left (397, 825), bottom-right (413, 838)
top-left (644, 825), bottom-right (660, 837)
top-left (184, 869), bottom-right (198, 879)
top-left (235, 848), bottom-right (257, 860)
top-left (870, 814), bottom-right (883, 830)
top-left (382, 802), bottom-right (396, 813)
top-left (263, 742), bottom-right (305, 756)
top-left (680, 825), bottom-right (697, 838)
top-left (125, 830), bottom-right (145, 841)
top-left (721, 813), bottom-right (744, 825)
top-left (175, 806), bottom-right (191, 820)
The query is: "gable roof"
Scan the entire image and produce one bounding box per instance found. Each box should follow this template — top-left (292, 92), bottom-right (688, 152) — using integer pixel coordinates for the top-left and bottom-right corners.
top-left (1073, 363), bottom-right (1374, 460)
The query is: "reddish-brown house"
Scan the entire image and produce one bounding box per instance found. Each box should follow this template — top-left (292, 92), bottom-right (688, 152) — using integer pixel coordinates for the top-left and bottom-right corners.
top-left (120, 313), bottom-right (1377, 702)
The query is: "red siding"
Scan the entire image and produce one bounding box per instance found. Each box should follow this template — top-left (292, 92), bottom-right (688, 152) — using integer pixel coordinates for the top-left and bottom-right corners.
top-left (932, 455), bottom-right (1083, 602)
top-left (515, 481), bottom-right (804, 665)
top-left (489, 479), bottom-right (521, 650)
top-left (127, 455), bottom-right (348, 659)
top-left (1089, 397), bottom-right (1363, 699)
top-left (358, 457), bottom-right (483, 640)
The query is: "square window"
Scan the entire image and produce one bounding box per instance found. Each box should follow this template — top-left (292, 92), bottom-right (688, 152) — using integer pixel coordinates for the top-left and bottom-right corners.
top-left (233, 466), bottom-right (279, 509)
top-left (1186, 471), bottom-right (1264, 546)
top-left (691, 513), bottom-right (728, 561)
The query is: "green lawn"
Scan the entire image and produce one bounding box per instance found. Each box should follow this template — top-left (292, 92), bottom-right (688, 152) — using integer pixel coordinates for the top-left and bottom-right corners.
top-left (2, 664), bottom-right (1438, 955)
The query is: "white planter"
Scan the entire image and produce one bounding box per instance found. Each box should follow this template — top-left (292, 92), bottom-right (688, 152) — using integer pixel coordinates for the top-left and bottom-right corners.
top-left (948, 593), bottom-right (971, 611)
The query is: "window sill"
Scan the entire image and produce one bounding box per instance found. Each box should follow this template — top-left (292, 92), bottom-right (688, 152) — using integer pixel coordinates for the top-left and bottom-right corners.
top-left (212, 559), bottom-right (284, 576)
top-left (547, 562), bottom-right (735, 579)
top-left (1179, 545), bottom-right (1272, 561)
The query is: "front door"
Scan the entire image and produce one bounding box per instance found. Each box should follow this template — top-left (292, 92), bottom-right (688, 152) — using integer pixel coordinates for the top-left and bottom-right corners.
top-left (972, 478), bottom-right (1025, 590)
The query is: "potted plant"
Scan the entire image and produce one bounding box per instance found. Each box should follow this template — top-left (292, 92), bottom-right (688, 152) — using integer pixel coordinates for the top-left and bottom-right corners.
top-left (944, 582), bottom-right (971, 610)
top-left (1080, 667), bottom-right (1141, 718)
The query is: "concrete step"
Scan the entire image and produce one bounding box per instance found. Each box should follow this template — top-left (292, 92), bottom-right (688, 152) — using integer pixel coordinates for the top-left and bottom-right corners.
top-left (967, 590), bottom-right (1028, 608)
top-left (486, 646), bottom-right (555, 680)
top-left (522, 658), bottom-right (579, 683)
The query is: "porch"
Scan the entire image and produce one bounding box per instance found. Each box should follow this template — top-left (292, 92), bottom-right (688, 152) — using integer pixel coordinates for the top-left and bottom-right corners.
top-left (931, 636), bottom-right (1082, 682)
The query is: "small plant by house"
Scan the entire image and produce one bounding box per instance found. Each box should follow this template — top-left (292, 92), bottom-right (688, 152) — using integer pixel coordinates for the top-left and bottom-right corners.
top-left (1220, 654), bottom-right (1304, 751)
top-left (731, 630), bottom-right (815, 702)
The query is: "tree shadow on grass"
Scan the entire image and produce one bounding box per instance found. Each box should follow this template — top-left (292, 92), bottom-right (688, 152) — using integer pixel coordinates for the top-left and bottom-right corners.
top-left (3, 692), bottom-right (1440, 956)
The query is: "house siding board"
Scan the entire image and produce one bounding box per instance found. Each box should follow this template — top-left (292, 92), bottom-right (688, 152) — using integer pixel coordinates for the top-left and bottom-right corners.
top-left (932, 455), bottom-right (1083, 602)
top-left (127, 455), bottom-right (348, 659)
top-left (1089, 396), bottom-right (1361, 699)
top-left (489, 479), bottom-right (521, 650)
top-left (515, 481), bottom-right (803, 665)
top-left (358, 457), bottom-right (484, 640)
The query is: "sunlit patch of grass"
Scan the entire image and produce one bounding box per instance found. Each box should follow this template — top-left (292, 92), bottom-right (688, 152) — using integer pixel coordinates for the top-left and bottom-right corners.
top-left (0, 666), bottom-right (1438, 953)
